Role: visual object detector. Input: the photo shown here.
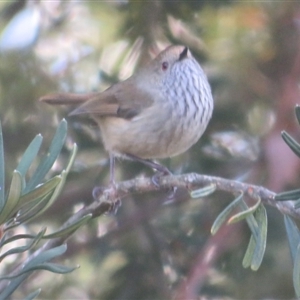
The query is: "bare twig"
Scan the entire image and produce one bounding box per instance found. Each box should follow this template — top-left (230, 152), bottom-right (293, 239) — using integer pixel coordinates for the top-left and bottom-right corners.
top-left (114, 172), bottom-right (296, 218)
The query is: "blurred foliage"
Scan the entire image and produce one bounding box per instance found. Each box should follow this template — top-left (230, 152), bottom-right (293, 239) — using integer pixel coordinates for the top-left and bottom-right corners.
top-left (0, 0), bottom-right (300, 298)
top-left (0, 119), bottom-right (82, 299)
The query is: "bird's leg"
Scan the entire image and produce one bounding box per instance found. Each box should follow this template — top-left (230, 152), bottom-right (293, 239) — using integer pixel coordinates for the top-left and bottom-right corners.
top-left (109, 153), bottom-right (116, 186)
top-left (125, 154), bottom-right (171, 180)
top-left (125, 154), bottom-right (177, 199)
top-left (92, 153), bottom-right (121, 212)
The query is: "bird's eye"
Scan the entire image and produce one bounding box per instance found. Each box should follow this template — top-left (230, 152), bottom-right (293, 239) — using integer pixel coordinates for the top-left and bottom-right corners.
top-left (162, 61), bottom-right (168, 71)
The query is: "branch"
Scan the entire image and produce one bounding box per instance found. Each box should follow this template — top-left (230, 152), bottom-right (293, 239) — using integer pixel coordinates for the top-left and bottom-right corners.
top-left (23, 172), bottom-right (300, 252)
top-left (114, 172), bottom-right (295, 217)
top-left (0, 172), bottom-right (296, 292)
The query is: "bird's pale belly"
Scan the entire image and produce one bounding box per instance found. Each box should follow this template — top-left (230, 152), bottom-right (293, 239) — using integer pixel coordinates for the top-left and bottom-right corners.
top-left (98, 106), bottom-right (204, 159)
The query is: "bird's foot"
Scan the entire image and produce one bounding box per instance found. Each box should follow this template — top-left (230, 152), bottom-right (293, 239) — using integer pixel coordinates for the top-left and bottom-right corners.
top-left (92, 183), bottom-right (121, 214)
top-left (151, 170), bottom-right (177, 202)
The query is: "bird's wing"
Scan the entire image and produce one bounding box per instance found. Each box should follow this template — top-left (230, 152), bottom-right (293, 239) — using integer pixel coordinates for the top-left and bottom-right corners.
top-left (69, 79), bottom-right (154, 120)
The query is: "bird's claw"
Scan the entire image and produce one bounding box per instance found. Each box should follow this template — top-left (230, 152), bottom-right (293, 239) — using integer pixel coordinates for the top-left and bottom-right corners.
top-left (92, 184), bottom-right (122, 214)
top-left (151, 171), bottom-right (177, 201)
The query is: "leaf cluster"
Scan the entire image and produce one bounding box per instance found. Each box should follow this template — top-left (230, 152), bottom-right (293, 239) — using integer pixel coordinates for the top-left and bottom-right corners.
top-left (0, 119), bottom-right (90, 299)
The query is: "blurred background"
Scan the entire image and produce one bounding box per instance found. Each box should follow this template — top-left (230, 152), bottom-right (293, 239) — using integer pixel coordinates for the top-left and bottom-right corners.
top-left (0, 0), bottom-right (300, 298)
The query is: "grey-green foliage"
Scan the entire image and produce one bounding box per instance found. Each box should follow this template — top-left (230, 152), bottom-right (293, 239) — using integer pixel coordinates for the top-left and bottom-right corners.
top-left (275, 105), bottom-right (300, 298)
top-left (284, 215), bottom-right (300, 298)
top-left (209, 105), bottom-right (300, 298)
top-left (211, 192), bottom-right (267, 271)
top-left (0, 119), bottom-right (90, 299)
top-left (0, 244), bottom-right (78, 300)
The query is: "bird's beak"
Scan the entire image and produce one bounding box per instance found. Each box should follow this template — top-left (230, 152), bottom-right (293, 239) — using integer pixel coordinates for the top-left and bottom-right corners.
top-left (179, 47), bottom-right (189, 61)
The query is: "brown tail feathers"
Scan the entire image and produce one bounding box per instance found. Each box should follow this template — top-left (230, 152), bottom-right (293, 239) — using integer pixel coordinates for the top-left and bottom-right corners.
top-left (39, 92), bottom-right (98, 105)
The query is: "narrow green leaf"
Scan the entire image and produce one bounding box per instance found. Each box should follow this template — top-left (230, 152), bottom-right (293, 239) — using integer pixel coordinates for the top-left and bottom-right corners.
top-left (0, 171), bottom-right (22, 225)
top-left (0, 244), bottom-right (68, 300)
top-left (23, 289), bottom-right (41, 300)
top-left (242, 234), bottom-right (256, 268)
top-left (38, 262), bottom-right (79, 274)
top-left (0, 263), bottom-right (78, 281)
top-left (25, 119), bottom-right (67, 193)
top-left (10, 193), bottom-right (53, 227)
top-left (0, 273), bottom-right (28, 282)
top-left (0, 228), bottom-right (46, 262)
top-left (0, 273), bottom-right (28, 299)
top-left (0, 121), bottom-right (5, 211)
top-left (239, 200), bottom-right (260, 239)
top-left (284, 215), bottom-right (300, 263)
top-left (4, 194), bottom-right (53, 230)
top-left (8, 140), bottom-right (75, 227)
top-left (0, 232), bottom-right (46, 248)
top-left (24, 244), bottom-right (67, 270)
top-left (17, 176), bottom-right (61, 210)
top-left (16, 134), bottom-right (43, 179)
top-left (5, 176), bottom-right (61, 223)
top-left (211, 193), bottom-right (243, 235)
top-left (17, 142), bottom-right (77, 225)
top-left (281, 131), bottom-right (300, 158)
top-left (0, 232), bottom-right (8, 248)
top-left (293, 244), bottom-right (300, 298)
top-left (43, 214), bottom-right (92, 239)
top-left (22, 170), bottom-right (67, 223)
top-left (294, 200), bottom-right (300, 209)
top-left (242, 205), bottom-right (267, 270)
top-left (228, 197), bottom-right (261, 224)
top-left (295, 105), bottom-right (300, 126)
top-left (190, 184), bottom-right (216, 198)
top-left (21, 262), bottom-right (78, 274)
top-left (12, 141), bottom-right (76, 226)
top-left (0, 245), bottom-right (67, 299)
top-left (65, 143), bottom-right (77, 174)
top-left (275, 188), bottom-right (300, 201)
top-left (251, 204), bottom-right (267, 271)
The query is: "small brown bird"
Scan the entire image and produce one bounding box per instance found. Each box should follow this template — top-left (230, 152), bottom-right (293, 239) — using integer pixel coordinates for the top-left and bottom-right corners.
top-left (40, 45), bottom-right (213, 185)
